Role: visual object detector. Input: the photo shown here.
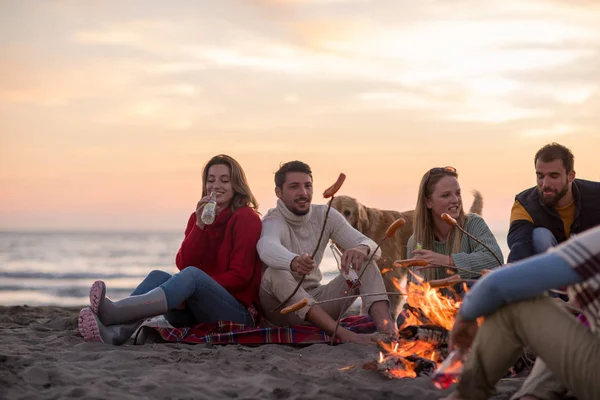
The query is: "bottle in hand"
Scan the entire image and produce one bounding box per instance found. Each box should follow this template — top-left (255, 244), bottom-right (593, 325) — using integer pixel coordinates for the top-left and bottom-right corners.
top-left (329, 243), bottom-right (362, 288)
top-left (201, 192), bottom-right (218, 225)
top-left (431, 348), bottom-right (467, 389)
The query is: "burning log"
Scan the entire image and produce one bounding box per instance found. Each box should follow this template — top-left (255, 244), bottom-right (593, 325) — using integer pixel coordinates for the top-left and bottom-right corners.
top-left (374, 354), bottom-right (436, 379)
top-left (370, 281), bottom-right (463, 379)
top-left (405, 355), bottom-right (438, 377)
top-left (372, 342), bottom-right (439, 379)
top-left (399, 325), bottom-right (449, 348)
top-left (397, 303), bottom-right (435, 327)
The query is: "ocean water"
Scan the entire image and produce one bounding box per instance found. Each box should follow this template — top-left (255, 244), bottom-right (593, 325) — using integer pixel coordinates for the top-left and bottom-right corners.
top-left (0, 231), bottom-right (509, 307)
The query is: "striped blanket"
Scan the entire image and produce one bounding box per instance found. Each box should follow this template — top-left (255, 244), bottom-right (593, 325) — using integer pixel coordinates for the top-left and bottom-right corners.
top-left (139, 315), bottom-right (376, 345)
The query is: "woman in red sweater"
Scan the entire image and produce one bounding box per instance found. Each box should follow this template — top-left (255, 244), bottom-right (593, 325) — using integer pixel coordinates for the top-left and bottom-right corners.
top-left (78, 154), bottom-right (263, 344)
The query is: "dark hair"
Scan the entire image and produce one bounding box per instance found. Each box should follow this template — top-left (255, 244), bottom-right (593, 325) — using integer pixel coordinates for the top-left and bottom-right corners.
top-left (274, 161), bottom-right (312, 188)
top-left (534, 143), bottom-right (574, 173)
top-left (202, 154), bottom-right (259, 212)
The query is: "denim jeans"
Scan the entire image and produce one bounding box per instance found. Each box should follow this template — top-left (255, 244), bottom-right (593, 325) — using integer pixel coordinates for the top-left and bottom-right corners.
top-left (532, 227), bottom-right (558, 254)
top-left (131, 268), bottom-right (253, 327)
top-left (531, 227), bottom-right (565, 300)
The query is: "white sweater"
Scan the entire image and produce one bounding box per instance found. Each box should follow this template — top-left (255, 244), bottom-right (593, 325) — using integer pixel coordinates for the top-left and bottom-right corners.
top-left (257, 199), bottom-right (380, 289)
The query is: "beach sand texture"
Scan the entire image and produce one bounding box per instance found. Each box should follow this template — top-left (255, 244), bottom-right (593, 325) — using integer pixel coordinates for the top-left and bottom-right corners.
top-left (1, 306), bottom-right (525, 400)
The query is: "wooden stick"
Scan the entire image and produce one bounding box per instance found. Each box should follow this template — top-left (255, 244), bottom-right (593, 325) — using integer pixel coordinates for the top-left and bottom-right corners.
top-left (329, 218), bottom-right (406, 345)
top-left (441, 213), bottom-right (503, 266)
top-left (279, 292), bottom-right (409, 314)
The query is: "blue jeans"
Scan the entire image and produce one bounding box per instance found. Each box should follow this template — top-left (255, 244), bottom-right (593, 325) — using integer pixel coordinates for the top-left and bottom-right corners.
top-left (532, 227), bottom-right (558, 254)
top-left (532, 227), bottom-right (565, 300)
top-left (131, 268), bottom-right (253, 327)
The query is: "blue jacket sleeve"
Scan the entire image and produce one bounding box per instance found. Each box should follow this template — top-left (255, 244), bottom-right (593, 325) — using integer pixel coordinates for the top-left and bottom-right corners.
top-left (507, 219), bottom-right (535, 263)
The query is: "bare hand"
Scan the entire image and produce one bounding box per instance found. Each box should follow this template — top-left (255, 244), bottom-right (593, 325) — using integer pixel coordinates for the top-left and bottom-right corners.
top-left (412, 249), bottom-right (450, 266)
top-left (341, 245), bottom-right (369, 273)
top-left (291, 253), bottom-right (316, 275)
top-left (448, 313), bottom-right (479, 350)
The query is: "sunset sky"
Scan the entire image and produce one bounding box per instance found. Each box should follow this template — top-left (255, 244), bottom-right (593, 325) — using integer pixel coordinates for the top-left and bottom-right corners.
top-left (1, 0), bottom-right (599, 234)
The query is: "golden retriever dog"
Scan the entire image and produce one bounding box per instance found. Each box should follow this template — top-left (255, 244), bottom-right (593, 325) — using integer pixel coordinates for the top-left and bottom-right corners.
top-left (331, 191), bottom-right (483, 321)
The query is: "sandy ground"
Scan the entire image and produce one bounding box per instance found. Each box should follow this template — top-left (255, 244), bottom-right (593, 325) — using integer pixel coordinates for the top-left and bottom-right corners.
top-left (0, 306), bottom-right (525, 399)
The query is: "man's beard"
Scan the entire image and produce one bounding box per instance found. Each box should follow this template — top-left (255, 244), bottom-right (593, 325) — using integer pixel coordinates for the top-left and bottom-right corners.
top-left (539, 183), bottom-right (568, 208)
top-left (291, 207), bottom-right (310, 216)
top-left (290, 197), bottom-right (311, 216)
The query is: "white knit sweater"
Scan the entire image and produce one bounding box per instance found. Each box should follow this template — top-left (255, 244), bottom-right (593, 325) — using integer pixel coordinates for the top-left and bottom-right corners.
top-left (257, 199), bottom-right (380, 289)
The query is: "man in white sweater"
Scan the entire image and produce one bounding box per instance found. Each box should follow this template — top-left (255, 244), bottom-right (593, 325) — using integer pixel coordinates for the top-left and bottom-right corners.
top-left (257, 161), bottom-right (396, 345)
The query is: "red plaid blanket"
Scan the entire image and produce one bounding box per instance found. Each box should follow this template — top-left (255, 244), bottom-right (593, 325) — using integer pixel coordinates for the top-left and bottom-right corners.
top-left (142, 315), bottom-right (376, 345)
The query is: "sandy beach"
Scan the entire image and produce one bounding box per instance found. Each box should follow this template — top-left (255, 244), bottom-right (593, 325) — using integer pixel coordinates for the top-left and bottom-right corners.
top-left (0, 305), bottom-right (527, 400)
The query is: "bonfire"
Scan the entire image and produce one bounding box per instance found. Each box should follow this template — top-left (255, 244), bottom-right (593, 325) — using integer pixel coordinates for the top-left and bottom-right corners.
top-left (368, 276), bottom-right (464, 379)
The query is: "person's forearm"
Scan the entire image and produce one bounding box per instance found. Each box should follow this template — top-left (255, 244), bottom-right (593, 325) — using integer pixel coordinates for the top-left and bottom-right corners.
top-left (459, 252), bottom-right (582, 321)
top-left (330, 209), bottom-right (380, 259)
top-left (256, 221), bottom-right (298, 270)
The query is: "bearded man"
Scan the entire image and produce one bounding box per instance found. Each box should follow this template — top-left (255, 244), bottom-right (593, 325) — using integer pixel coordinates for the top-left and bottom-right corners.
top-left (257, 161), bottom-right (396, 345)
top-left (505, 142), bottom-right (600, 400)
top-left (508, 142), bottom-right (600, 263)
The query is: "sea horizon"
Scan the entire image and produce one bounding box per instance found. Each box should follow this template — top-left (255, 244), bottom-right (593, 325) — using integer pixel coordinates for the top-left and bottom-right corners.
top-left (0, 229), bottom-right (510, 307)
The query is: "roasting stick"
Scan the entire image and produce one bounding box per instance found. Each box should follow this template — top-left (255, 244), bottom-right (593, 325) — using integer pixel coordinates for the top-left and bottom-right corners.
top-left (395, 259), bottom-right (568, 297)
top-left (279, 292), bottom-right (409, 315)
top-left (272, 173), bottom-right (347, 313)
top-left (441, 213), bottom-right (503, 266)
top-left (393, 259), bottom-right (482, 278)
top-left (437, 213), bottom-right (566, 297)
top-left (329, 218), bottom-right (407, 345)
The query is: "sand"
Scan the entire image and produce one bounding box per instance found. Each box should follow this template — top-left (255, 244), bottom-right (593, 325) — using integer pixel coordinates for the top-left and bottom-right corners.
top-left (0, 306), bottom-right (525, 399)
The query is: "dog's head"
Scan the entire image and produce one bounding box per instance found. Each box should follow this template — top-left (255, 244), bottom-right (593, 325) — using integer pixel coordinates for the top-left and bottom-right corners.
top-left (331, 195), bottom-right (370, 233)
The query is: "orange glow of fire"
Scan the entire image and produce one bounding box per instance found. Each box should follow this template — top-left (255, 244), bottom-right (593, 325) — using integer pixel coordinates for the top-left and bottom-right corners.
top-left (378, 277), bottom-right (466, 378)
top-left (402, 281), bottom-right (461, 330)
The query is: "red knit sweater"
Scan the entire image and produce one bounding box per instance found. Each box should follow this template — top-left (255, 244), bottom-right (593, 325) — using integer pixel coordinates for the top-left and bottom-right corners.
top-left (175, 206), bottom-right (262, 309)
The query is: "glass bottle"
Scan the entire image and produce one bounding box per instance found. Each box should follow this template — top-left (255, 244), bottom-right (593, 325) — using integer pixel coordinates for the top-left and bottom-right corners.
top-left (201, 192), bottom-right (218, 225)
top-left (329, 243), bottom-right (361, 288)
top-left (431, 348), bottom-right (467, 389)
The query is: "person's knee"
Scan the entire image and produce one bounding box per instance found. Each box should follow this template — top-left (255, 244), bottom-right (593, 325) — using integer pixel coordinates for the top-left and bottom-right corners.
top-left (146, 270), bottom-right (172, 282)
top-left (532, 228), bottom-right (558, 254)
top-left (179, 266), bottom-right (210, 283)
top-left (262, 268), bottom-right (292, 287)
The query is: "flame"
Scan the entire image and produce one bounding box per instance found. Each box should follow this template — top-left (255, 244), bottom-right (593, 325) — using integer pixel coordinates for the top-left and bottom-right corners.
top-left (414, 282), bottom-right (460, 330)
top-left (378, 279), bottom-right (464, 379)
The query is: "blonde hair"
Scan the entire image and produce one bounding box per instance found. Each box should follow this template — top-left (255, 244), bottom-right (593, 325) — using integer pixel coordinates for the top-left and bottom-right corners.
top-left (412, 167), bottom-right (466, 280)
top-left (202, 154), bottom-right (259, 213)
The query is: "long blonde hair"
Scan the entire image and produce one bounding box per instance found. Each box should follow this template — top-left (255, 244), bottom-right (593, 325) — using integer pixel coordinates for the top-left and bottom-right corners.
top-left (201, 154), bottom-right (259, 213)
top-left (412, 167), bottom-right (466, 280)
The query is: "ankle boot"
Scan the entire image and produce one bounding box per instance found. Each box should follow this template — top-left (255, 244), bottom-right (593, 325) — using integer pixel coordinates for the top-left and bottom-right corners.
top-left (89, 280), bottom-right (168, 326)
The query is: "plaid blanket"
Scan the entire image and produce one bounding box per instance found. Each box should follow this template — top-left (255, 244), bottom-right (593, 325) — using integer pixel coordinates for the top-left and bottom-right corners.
top-left (139, 315), bottom-right (376, 345)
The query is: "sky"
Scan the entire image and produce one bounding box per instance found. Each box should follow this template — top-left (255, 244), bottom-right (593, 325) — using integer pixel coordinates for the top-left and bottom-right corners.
top-left (1, 0), bottom-right (599, 234)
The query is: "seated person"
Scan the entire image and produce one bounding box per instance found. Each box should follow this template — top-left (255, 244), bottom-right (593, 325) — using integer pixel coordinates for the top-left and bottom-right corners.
top-left (508, 142), bottom-right (600, 264)
top-left (406, 166), bottom-right (503, 282)
top-left (506, 143), bottom-right (600, 400)
top-left (444, 225), bottom-right (600, 400)
top-left (257, 161), bottom-right (395, 345)
top-left (78, 154), bottom-right (263, 344)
